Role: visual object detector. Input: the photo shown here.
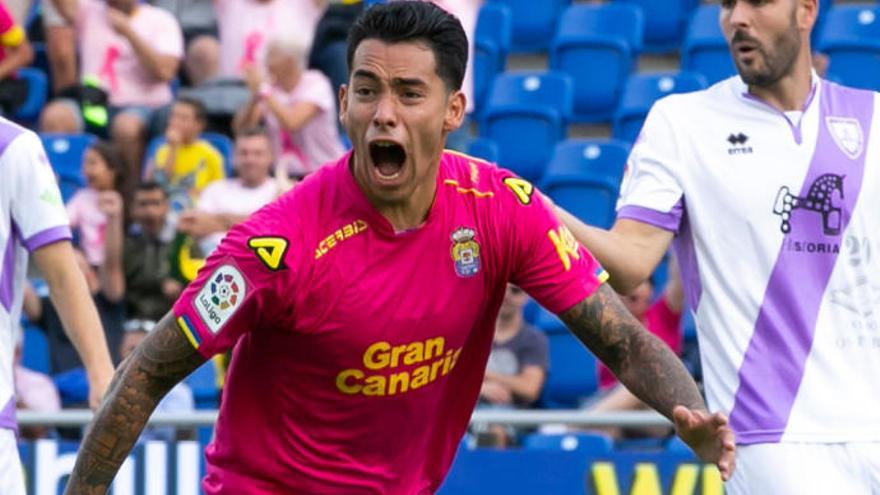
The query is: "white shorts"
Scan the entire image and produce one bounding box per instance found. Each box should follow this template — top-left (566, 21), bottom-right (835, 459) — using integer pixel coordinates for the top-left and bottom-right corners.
top-left (0, 429), bottom-right (25, 495)
top-left (726, 442), bottom-right (880, 495)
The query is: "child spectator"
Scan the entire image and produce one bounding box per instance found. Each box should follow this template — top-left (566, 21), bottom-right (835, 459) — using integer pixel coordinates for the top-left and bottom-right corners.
top-left (66, 140), bottom-right (129, 266)
top-left (146, 96), bottom-right (225, 213)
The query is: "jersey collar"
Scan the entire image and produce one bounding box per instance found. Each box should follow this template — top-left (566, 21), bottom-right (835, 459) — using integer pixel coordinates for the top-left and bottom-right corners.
top-left (734, 70), bottom-right (820, 145)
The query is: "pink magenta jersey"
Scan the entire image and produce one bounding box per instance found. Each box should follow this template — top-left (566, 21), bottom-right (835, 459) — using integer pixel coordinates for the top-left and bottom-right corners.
top-left (173, 150), bottom-right (608, 494)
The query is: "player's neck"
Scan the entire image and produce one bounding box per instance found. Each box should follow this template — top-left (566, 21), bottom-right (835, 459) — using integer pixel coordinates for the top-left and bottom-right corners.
top-left (746, 56), bottom-right (814, 112)
top-left (371, 180), bottom-right (438, 232)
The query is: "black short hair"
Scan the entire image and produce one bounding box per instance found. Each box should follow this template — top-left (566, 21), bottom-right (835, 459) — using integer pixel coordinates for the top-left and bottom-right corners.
top-left (174, 96), bottom-right (208, 124)
top-left (135, 180), bottom-right (167, 197)
top-left (347, 1), bottom-right (468, 92)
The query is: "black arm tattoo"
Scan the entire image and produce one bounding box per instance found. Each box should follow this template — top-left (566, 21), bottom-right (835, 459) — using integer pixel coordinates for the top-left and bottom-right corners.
top-left (64, 313), bottom-right (206, 494)
top-left (561, 283), bottom-right (705, 417)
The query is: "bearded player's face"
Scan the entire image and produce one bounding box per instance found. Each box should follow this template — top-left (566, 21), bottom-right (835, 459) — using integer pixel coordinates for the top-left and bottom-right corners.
top-left (720, 0), bottom-right (811, 88)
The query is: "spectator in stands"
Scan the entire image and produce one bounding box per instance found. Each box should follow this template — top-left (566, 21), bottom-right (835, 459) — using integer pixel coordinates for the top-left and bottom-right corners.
top-left (586, 255), bottom-right (684, 439)
top-left (120, 319), bottom-right (195, 443)
top-left (177, 127), bottom-right (286, 254)
top-left (145, 96), bottom-right (225, 213)
top-left (476, 284), bottom-right (549, 447)
top-left (66, 140), bottom-right (129, 267)
top-left (215, 0), bottom-right (322, 80)
top-left (40, 0), bottom-right (184, 175)
top-left (0, 0), bottom-right (33, 116)
top-left (177, 35), bottom-right (250, 133)
top-left (13, 325), bottom-right (62, 440)
top-left (233, 34), bottom-right (344, 178)
top-left (124, 181), bottom-right (180, 322)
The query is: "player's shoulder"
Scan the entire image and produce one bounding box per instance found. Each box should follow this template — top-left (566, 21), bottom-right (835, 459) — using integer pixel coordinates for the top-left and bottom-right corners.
top-left (649, 77), bottom-right (733, 119)
top-left (0, 119), bottom-right (42, 163)
top-left (439, 149), bottom-right (532, 204)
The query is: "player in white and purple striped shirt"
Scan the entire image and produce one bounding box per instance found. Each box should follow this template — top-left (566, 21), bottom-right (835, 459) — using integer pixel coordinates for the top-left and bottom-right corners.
top-left (0, 118), bottom-right (114, 494)
top-left (564, 0), bottom-right (880, 492)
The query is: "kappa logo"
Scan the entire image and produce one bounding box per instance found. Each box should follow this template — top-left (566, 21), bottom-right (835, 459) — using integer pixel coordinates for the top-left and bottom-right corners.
top-left (826, 117), bottom-right (864, 159)
top-left (726, 132), bottom-right (753, 155)
top-left (195, 264), bottom-right (247, 334)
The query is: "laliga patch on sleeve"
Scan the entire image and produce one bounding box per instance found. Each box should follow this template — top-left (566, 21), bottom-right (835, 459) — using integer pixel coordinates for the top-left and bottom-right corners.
top-left (195, 264), bottom-right (248, 334)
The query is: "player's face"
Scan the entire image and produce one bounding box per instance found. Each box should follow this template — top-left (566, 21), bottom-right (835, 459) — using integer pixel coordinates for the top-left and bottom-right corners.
top-left (340, 39), bottom-right (465, 205)
top-left (720, 0), bottom-right (807, 87)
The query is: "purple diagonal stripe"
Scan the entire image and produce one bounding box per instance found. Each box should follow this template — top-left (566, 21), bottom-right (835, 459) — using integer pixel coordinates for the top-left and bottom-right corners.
top-left (22, 225), bottom-right (72, 252)
top-left (729, 82), bottom-right (874, 444)
top-left (0, 396), bottom-right (17, 433)
top-left (0, 222), bottom-right (16, 312)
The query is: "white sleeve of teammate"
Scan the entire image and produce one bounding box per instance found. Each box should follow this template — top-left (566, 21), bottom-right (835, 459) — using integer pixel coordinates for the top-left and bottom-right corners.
top-left (616, 100), bottom-right (686, 233)
top-left (5, 131), bottom-right (72, 249)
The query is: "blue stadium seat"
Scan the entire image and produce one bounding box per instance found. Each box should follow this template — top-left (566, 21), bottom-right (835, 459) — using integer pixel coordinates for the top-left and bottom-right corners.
top-left (487, 0), bottom-right (569, 54)
top-left (15, 67), bottom-right (49, 123)
top-left (22, 325), bottom-right (50, 375)
top-left (466, 137), bottom-right (499, 163)
top-left (818, 5), bottom-right (880, 91)
top-left (681, 4), bottom-right (737, 85)
top-left (522, 432), bottom-right (614, 453)
top-left (29, 42), bottom-right (51, 78)
top-left (811, 0), bottom-right (833, 48)
top-left (540, 331), bottom-right (599, 408)
top-left (540, 139), bottom-right (629, 229)
top-left (613, 72), bottom-right (707, 143)
top-left (550, 3), bottom-right (644, 123)
top-left (40, 133), bottom-right (98, 203)
top-left (480, 71), bottom-right (572, 182)
top-left (473, 3), bottom-right (512, 116)
top-left (144, 132), bottom-right (235, 177)
top-left (439, 446), bottom-right (593, 494)
top-left (185, 360), bottom-right (219, 410)
top-left (613, 0), bottom-right (698, 53)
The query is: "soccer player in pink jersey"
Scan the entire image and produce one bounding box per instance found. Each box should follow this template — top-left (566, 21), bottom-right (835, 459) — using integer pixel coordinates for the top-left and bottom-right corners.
top-left (66, 3), bottom-right (734, 493)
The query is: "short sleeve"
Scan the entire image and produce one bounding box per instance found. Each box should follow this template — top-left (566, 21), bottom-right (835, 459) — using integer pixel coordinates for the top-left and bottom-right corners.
top-left (204, 145), bottom-right (225, 183)
top-left (518, 328), bottom-right (549, 371)
top-left (500, 172), bottom-right (608, 316)
top-left (153, 144), bottom-right (170, 172)
top-left (4, 132), bottom-right (72, 251)
top-left (172, 199), bottom-right (297, 358)
top-left (616, 99), bottom-right (686, 233)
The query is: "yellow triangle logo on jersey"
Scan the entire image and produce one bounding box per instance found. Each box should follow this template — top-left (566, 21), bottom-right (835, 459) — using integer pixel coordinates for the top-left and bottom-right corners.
top-left (247, 237), bottom-right (289, 271)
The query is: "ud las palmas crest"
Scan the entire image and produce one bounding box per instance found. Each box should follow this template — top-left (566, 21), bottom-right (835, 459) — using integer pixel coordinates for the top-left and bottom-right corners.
top-left (451, 227), bottom-right (481, 277)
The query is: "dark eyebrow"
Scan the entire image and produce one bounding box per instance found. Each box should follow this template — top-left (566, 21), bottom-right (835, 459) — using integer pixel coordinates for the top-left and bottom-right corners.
top-left (352, 69), bottom-right (380, 82)
top-left (352, 70), bottom-right (428, 89)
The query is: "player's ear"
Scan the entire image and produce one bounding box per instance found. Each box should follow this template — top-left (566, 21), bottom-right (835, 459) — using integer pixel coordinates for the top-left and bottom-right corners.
top-left (443, 89), bottom-right (466, 133)
top-left (338, 84), bottom-right (349, 128)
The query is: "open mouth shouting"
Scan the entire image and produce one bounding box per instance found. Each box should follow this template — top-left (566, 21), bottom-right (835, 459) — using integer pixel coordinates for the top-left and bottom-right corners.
top-left (368, 139), bottom-right (407, 185)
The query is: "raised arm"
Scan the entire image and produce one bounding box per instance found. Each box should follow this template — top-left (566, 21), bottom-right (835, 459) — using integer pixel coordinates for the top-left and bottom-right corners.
top-left (560, 283), bottom-right (735, 479)
top-left (558, 209), bottom-right (673, 294)
top-left (64, 313), bottom-right (206, 494)
top-left (32, 241), bottom-right (114, 409)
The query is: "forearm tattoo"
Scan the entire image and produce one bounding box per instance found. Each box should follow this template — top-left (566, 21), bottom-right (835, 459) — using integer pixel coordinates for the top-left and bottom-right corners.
top-left (64, 314), bottom-right (206, 494)
top-left (561, 284), bottom-right (705, 417)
